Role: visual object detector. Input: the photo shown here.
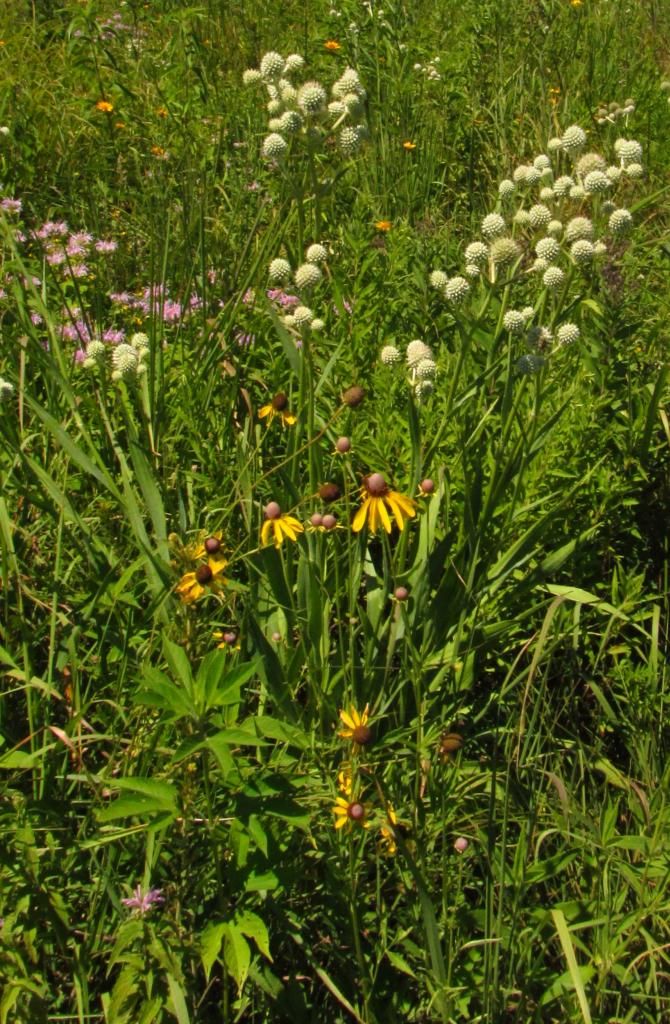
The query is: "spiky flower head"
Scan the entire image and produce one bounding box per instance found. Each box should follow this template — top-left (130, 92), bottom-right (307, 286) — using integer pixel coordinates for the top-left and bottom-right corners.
top-left (260, 51), bottom-right (285, 81)
top-left (444, 276), bottom-right (470, 304)
top-left (540, 187), bottom-right (555, 202)
top-left (615, 139), bottom-right (643, 164)
top-left (535, 237), bottom-right (560, 262)
top-left (514, 209), bottom-right (532, 227)
top-left (569, 185), bottom-right (585, 200)
top-left (489, 236), bottom-right (520, 266)
top-left (547, 219), bottom-right (563, 238)
top-left (571, 239), bottom-right (595, 264)
top-left (532, 257), bottom-right (549, 274)
top-left (503, 310), bottom-right (526, 335)
top-left (517, 353), bottom-right (546, 375)
top-left (293, 305), bottom-right (314, 326)
top-left (557, 322), bottom-right (580, 345)
top-left (602, 200), bottom-right (616, 215)
top-left (416, 357), bottom-right (437, 380)
top-left (464, 241), bottom-right (488, 266)
top-left (576, 152), bottom-right (606, 178)
top-left (262, 133), bottom-right (288, 159)
top-left (561, 124), bottom-right (587, 151)
top-left (83, 340), bottom-right (106, 368)
top-left (605, 164), bottom-right (622, 183)
top-left (311, 318), bottom-right (325, 331)
top-left (339, 125), bottom-right (363, 155)
top-left (513, 165), bottom-right (530, 183)
top-left (533, 154), bottom-right (552, 170)
top-left (524, 167), bottom-right (542, 186)
top-left (565, 216), bottom-right (594, 243)
top-left (268, 117), bottom-right (282, 131)
top-left (593, 241), bottom-right (607, 257)
top-left (267, 101), bottom-right (282, 118)
top-left (280, 84), bottom-right (298, 104)
top-left (332, 68), bottom-right (364, 98)
top-left (609, 208), bottom-right (632, 234)
top-left (243, 68), bottom-right (262, 86)
top-left (583, 170), bottom-right (610, 194)
top-left (542, 266), bottom-right (565, 289)
top-left (381, 344), bottom-right (401, 365)
top-left (529, 204), bottom-right (551, 229)
top-left (295, 263), bottom-right (322, 289)
top-left (414, 379), bottom-right (434, 400)
top-left (306, 243), bottom-right (328, 265)
top-left (279, 110), bottom-right (303, 134)
top-left (429, 270), bottom-right (449, 290)
top-left (465, 264), bottom-right (480, 278)
top-left (111, 343), bottom-right (141, 381)
top-left (498, 179), bottom-right (516, 199)
top-left (298, 81), bottom-right (327, 115)
top-left (284, 53), bottom-right (305, 73)
top-left (130, 332), bottom-right (149, 353)
top-left (625, 162), bottom-right (644, 179)
top-left (521, 305), bottom-right (535, 322)
top-left (406, 339), bottom-right (432, 368)
top-left (481, 213), bottom-right (506, 239)
top-left (342, 92), bottom-right (364, 115)
top-left (553, 175), bottom-right (575, 197)
top-left (269, 258), bottom-right (292, 283)
top-left (547, 137), bottom-right (563, 152)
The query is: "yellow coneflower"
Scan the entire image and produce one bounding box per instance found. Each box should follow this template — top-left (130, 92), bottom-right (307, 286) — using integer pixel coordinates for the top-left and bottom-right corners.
top-left (261, 502), bottom-right (304, 548)
top-left (213, 629), bottom-right (240, 651)
top-left (176, 555), bottom-right (227, 604)
top-left (96, 100), bottom-right (114, 113)
top-left (333, 796), bottom-right (368, 830)
top-left (258, 392), bottom-right (297, 427)
top-left (352, 473), bottom-right (416, 534)
top-left (338, 704), bottom-right (373, 746)
top-left (324, 40), bottom-right (342, 51)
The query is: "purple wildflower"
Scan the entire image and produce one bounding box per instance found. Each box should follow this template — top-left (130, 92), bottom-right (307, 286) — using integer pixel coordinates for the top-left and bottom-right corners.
top-left (103, 328), bottom-right (125, 344)
top-left (95, 239), bottom-right (118, 254)
top-left (70, 264), bottom-right (89, 279)
top-left (121, 885), bottom-right (164, 915)
top-left (1, 198), bottom-right (22, 214)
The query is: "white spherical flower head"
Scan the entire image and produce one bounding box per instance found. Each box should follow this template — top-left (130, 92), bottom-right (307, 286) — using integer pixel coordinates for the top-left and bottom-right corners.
top-left (540, 187), bottom-right (555, 202)
top-left (605, 164), bottom-right (622, 183)
top-left (295, 263), bottom-right (322, 289)
top-left (571, 239), bottom-right (595, 264)
top-left (293, 305), bottom-right (314, 326)
top-left (499, 178), bottom-right (516, 199)
top-left (283, 314), bottom-right (296, 328)
top-left (602, 200), bottom-right (616, 215)
top-left (311, 318), bottom-right (325, 331)
top-left (553, 175), bottom-right (574, 197)
top-left (334, 68), bottom-right (364, 96)
top-left (279, 110), bottom-right (303, 134)
top-left (561, 124), bottom-right (587, 151)
top-left (269, 257), bottom-right (292, 283)
top-left (569, 185), bottom-right (585, 199)
top-left (532, 257), bottom-right (549, 273)
top-left (525, 167), bottom-right (542, 186)
top-left (584, 170), bottom-right (610, 194)
top-left (513, 165), bottom-right (530, 183)
top-left (576, 152), bottom-right (606, 178)
top-left (464, 241), bottom-right (489, 266)
top-left (444, 276), bottom-right (470, 303)
top-left (535, 236), bottom-right (560, 261)
top-left (414, 379), bottom-right (434, 401)
top-left (284, 53), bottom-right (305, 73)
top-left (111, 344), bottom-right (139, 380)
top-left (465, 264), bottom-right (481, 278)
top-left (521, 305), bottom-right (535, 322)
top-left (298, 81), bottom-right (327, 115)
top-left (565, 216), bottom-right (594, 243)
top-left (339, 125), bottom-right (362, 155)
top-left (260, 51), bottom-right (285, 81)
top-left (306, 243), bottom-right (328, 265)
top-left (609, 208), bottom-right (633, 234)
top-left (406, 339), bottom-right (432, 368)
top-left (529, 204), bottom-right (551, 229)
top-left (503, 310), bottom-right (525, 335)
top-left (489, 237), bottom-right (520, 266)
top-left (280, 84), bottom-right (298, 104)
top-left (130, 332), bottom-right (149, 352)
top-left (342, 92), bottom-right (364, 115)
top-left (514, 209), bottom-right (532, 227)
top-left (547, 219), bottom-right (563, 238)
top-left (380, 345), bottom-right (401, 365)
top-left (328, 101), bottom-right (346, 116)
top-left (557, 322), bottom-right (580, 345)
top-left (416, 357), bottom-right (437, 380)
top-left (268, 117), bottom-right (282, 131)
top-left (543, 266), bottom-right (565, 289)
top-left (243, 68), bottom-right (262, 86)
top-left (0, 376), bottom-right (15, 399)
top-left (84, 340), bottom-right (106, 366)
top-left (267, 100), bottom-right (282, 116)
top-left (593, 240), bottom-right (607, 257)
top-left (617, 139), bottom-right (643, 165)
top-left (625, 163), bottom-right (644, 179)
top-left (533, 154), bottom-right (552, 170)
top-left (547, 137), bottom-right (563, 152)
top-left (262, 133), bottom-right (288, 159)
top-left (482, 213), bottom-right (506, 239)
top-left (429, 270), bottom-right (449, 290)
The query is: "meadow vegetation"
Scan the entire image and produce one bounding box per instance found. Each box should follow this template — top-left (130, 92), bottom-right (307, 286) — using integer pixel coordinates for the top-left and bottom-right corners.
top-left (1, 0), bottom-right (670, 1021)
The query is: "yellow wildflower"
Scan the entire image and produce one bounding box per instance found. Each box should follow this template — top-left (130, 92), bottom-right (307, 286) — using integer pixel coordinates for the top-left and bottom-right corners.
top-left (95, 100), bottom-right (114, 113)
top-left (338, 704), bottom-right (373, 746)
top-left (324, 40), bottom-right (342, 51)
top-left (176, 556), bottom-right (227, 604)
top-left (258, 392), bottom-right (297, 427)
top-left (333, 796), bottom-right (368, 830)
top-left (375, 220), bottom-right (392, 232)
top-left (402, 140), bottom-right (416, 150)
top-left (261, 502), bottom-right (304, 548)
top-left (352, 473), bottom-right (416, 534)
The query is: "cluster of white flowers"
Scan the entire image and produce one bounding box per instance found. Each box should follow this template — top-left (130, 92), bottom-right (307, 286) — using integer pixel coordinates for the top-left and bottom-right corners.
top-left (268, 244), bottom-right (328, 336)
top-left (413, 57), bottom-right (441, 81)
top-left (244, 52), bottom-right (368, 160)
top-left (594, 98), bottom-right (636, 124)
top-left (380, 338), bottom-right (437, 401)
top-left (83, 332), bottom-right (150, 382)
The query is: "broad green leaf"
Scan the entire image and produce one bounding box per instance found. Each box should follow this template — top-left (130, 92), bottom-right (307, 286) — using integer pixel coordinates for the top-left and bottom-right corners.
top-left (235, 911), bottom-right (272, 960)
top-left (224, 924), bottom-right (251, 992)
top-left (200, 922), bottom-right (228, 982)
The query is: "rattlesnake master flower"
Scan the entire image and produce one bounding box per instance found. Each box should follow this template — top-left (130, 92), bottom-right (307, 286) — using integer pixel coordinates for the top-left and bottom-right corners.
top-left (615, 138), bottom-right (643, 164)
top-left (352, 473), bottom-right (416, 534)
top-left (543, 266), bottom-right (565, 289)
top-left (262, 133), bottom-right (288, 159)
top-left (305, 243), bottom-right (328, 264)
top-left (261, 502), bottom-right (304, 547)
top-left (513, 164), bottom-right (530, 183)
top-left (557, 322), bottom-right (580, 345)
top-left (517, 353), bottom-right (546, 374)
top-left (489, 236), bottom-right (520, 266)
top-left (524, 167), bottom-right (542, 186)
top-left (259, 392), bottom-right (297, 427)
top-left (532, 258), bottom-right (549, 274)
top-left (529, 204), bottom-right (551, 229)
top-left (295, 262), bottom-right (322, 289)
top-left (260, 51), bottom-right (285, 80)
top-left (521, 306), bottom-right (535, 322)
top-left (278, 110), bottom-right (303, 134)
top-left (83, 340), bottom-right (106, 368)
top-left (406, 339), bottom-right (432, 367)
top-left (625, 162), bottom-right (644, 179)
top-left (311, 318), bottom-right (325, 331)
top-left (464, 264), bottom-right (480, 278)
top-left (416, 357), bottom-right (437, 380)
top-left (547, 136), bottom-right (563, 152)
top-left (527, 325), bottom-right (553, 351)
top-left (565, 216), bottom-right (594, 242)
top-left (293, 305), bottom-right (314, 326)
top-left (533, 154), bottom-right (552, 170)
top-left (584, 170), bottom-right (610, 194)
top-left (605, 164), bottom-right (622, 183)
top-left (609, 208), bottom-right (633, 234)
top-left (414, 379), bottom-right (434, 400)
top-left (498, 178), bottom-right (516, 198)
top-left (481, 213), bottom-right (506, 239)
top-left (298, 81), bottom-right (327, 114)
top-left (571, 239), bottom-right (595, 263)
top-left (381, 344), bottom-right (401, 364)
top-left (0, 377), bottom-right (15, 400)
top-left (339, 704), bottom-right (373, 745)
top-left (339, 125), bottom-right (362, 155)
top-left (111, 343), bottom-right (146, 381)
top-left (444, 276), bottom-right (470, 303)
top-left (535, 237), bottom-right (560, 261)
top-left (464, 241), bottom-right (488, 266)
top-left (429, 270), bottom-right (449, 290)
top-left (561, 124), bottom-right (587, 151)
top-left (243, 68), bottom-right (262, 86)
top-left (284, 53), bottom-right (305, 73)
top-left (539, 187), bottom-right (555, 202)
top-left (176, 553), bottom-right (227, 603)
top-left (593, 241), bottom-right (607, 257)
top-left (513, 209), bottom-right (531, 227)
top-left (503, 310), bottom-right (526, 335)
top-left (576, 152), bottom-right (606, 177)
top-left (332, 67), bottom-right (365, 98)
top-left (269, 257), bottom-right (292, 283)
top-left (553, 175), bottom-right (574, 197)
top-left (547, 219), bottom-right (563, 237)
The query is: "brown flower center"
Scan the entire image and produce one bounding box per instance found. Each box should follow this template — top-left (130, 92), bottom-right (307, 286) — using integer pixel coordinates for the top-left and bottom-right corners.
top-left (271, 392), bottom-right (288, 411)
top-left (342, 385), bottom-right (365, 407)
top-left (195, 564), bottom-right (214, 585)
top-left (319, 482), bottom-right (340, 503)
top-left (347, 801), bottom-right (365, 821)
top-left (352, 724), bottom-right (373, 745)
top-left (204, 536), bottom-right (221, 554)
top-left (365, 472), bottom-right (388, 497)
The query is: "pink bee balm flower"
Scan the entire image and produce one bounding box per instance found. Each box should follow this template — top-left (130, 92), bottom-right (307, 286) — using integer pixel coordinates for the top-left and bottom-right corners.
top-left (121, 885), bottom-right (164, 915)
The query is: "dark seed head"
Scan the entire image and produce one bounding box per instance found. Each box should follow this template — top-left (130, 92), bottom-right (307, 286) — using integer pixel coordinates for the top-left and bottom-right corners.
top-left (352, 724), bottom-right (373, 745)
top-left (366, 472), bottom-right (387, 496)
top-left (271, 392), bottom-right (288, 411)
top-left (342, 385), bottom-right (365, 408)
top-left (420, 478), bottom-right (435, 494)
top-left (319, 482), bottom-right (340, 503)
top-left (195, 564), bottom-right (214, 585)
top-left (204, 536), bottom-right (221, 554)
top-left (310, 512), bottom-right (323, 527)
top-left (440, 731), bottom-right (463, 755)
top-left (347, 801), bottom-right (365, 821)
top-left (265, 501), bottom-right (281, 520)
top-left (336, 436), bottom-right (351, 453)
top-left (222, 630), bottom-right (237, 645)
top-left (394, 586), bottom-right (409, 602)
top-left (322, 513), bottom-right (337, 530)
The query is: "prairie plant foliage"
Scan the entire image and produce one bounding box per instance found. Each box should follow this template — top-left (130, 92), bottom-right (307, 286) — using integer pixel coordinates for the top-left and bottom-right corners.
top-left (1, 1), bottom-right (670, 1023)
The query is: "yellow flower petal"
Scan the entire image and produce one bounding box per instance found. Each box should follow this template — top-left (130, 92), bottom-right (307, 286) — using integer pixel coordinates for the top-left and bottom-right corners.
top-left (259, 404), bottom-right (273, 420)
top-left (352, 499), bottom-right (370, 533)
top-left (260, 520), bottom-right (274, 546)
top-left (378, 498), bottom-right (393, 533)
top-left (282, 412), bottom-right (297, 426)
top-left (339, 709), bottom-right (357, 731)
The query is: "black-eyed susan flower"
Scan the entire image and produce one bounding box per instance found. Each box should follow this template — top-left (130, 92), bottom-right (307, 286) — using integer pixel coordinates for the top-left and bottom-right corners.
top-left (333, 796), bottom-right (368, 830)
top-left (261, 501), bottom-right (304, 548)
top-left (259, 392), bottom-right (297, 427)
top-left (176, 555), bottom-right (227, 604)
top-left (213, 629), bottom-right (240, 651)
top-left (339, 704), bottom-right (373, 746)
top-left (193, 532), bottom-right (224, 559)
top-left (352, 473), bottom-right (416, 534)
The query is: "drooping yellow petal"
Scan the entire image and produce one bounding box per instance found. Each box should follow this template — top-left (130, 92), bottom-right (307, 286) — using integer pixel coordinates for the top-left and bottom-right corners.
top-left (259, 404), bottom-right (273, 420)
top-left (352, 498), bottom-right (371, 533)
top-left (339, 709), bottom-right (357, 731)
top-left (282, 412), bottom-right (297, 426)
top-left (334, 814), bottom-right (348, 829)
top-left (260, 520), bottom-right (274, 546)
top-left (378, 498), bottom-right (393, 533)
top-left (368, 497), bottom-right (380, 534)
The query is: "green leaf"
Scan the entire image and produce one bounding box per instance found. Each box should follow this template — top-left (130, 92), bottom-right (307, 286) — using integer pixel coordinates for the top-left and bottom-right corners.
top-left (224, 924), bottom-right (251, 992)
top-left (166, 975), bottom-right (191, 1024)
top-left (550, 909), bottom-right (593, 1023)
top-left (235, 911), bottom-right (272, 960)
